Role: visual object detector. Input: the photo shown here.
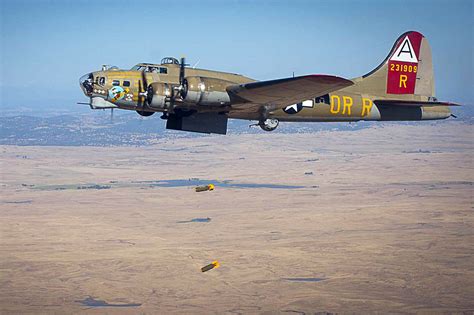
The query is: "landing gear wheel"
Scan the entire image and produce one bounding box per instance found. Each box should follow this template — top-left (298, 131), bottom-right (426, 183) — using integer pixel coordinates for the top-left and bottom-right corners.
top-left (259, 118), bottom-right (279, 131)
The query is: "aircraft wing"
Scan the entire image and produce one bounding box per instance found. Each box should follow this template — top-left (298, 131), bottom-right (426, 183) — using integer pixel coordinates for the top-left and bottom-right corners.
top-left (227, 75), bottom-right (353, 113)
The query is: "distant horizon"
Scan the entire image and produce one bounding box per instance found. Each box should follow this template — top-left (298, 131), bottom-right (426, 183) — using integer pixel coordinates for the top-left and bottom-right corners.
top-left (1, 0), bottom-right (472, 117)
top-left (0, 110), bottom-right (471, 147)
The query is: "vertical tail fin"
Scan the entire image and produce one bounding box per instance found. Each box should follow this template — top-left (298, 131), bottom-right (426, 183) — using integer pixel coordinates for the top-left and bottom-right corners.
top-left (358, 31), bottom-right (435, 98)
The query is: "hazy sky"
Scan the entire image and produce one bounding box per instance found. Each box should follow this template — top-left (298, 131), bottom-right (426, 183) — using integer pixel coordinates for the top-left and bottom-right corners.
top-left (1, 0), bottom-right (472, 113)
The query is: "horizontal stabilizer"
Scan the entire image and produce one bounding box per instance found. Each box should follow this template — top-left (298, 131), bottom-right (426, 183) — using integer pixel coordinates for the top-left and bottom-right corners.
top-left (373, 100), bottom-right (461, 107)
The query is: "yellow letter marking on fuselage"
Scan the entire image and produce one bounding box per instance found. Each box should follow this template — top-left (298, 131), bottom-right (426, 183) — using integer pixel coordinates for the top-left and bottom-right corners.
top-left (330, 95), bottom-right (341, 114)
top-left (361, 98), bottom-right (373, 117)
top-left (342, 96), bottom-right (353, 115)
top-left (399, 74), bottom-right (408, 88)
top-left (330, 95), bottom-right (355, 116)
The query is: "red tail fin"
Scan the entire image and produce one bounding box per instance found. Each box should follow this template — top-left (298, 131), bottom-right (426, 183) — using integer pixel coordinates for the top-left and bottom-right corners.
top-left (386, 32), bottom-right (423, 94)
top-left (359, 31), bottom-right (434, 97)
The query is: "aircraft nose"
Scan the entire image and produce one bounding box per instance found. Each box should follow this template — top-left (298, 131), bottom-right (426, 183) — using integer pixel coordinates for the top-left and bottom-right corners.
top-left (79, 73), bottom-right (93, 96)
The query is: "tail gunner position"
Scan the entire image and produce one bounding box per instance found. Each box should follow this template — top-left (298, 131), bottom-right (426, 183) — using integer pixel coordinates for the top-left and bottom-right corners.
top-left (79, 31), bottom-right (459, 134)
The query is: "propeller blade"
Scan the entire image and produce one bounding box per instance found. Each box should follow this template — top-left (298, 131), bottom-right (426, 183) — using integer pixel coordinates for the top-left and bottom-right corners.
top-left (179, 57), bottom-right (186, 86)
top-left (138, 70), bottom-right (148, 108)
top-left (168, 56), bottom-right (186, 115)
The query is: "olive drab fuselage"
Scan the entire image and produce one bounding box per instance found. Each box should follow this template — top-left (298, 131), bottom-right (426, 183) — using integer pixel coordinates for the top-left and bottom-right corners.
top-left (80, 32), bottom-right (457, 134)
top-left (81, 59), bottom-right (450, 122)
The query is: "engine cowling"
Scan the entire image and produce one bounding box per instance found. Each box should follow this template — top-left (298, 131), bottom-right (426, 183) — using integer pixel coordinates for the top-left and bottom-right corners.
top-left (182, 76), bottom-right (232, 106)
top-left (136, 110), bottom-right (154, 117)
top-left (146, 82), bottom-right (172, 110)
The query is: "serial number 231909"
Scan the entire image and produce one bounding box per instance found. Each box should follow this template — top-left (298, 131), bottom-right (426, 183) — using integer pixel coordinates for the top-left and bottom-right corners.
top-left (390, 63), bottom-right (417, 73)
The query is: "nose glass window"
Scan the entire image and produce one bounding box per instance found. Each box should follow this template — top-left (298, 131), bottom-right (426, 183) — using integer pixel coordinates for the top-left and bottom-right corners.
top-left (112, 80), bottom-right (120, 86)
top-left (123, 81), bottom-right (130, 87)
top-left (80, 73), bottom-right (93, 94)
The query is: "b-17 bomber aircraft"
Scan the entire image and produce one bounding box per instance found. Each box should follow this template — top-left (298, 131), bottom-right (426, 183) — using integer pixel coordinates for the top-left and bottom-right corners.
top-left (79, 31), bottom-right (459, 134)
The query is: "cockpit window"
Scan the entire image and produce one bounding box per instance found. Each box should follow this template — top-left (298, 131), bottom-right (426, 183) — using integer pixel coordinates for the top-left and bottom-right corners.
top-left (123, 80), bottom-right (130, 87)
top-left (131, 65), bottom-right (168, 74)
top-left (99, 77), bottom-right (105, 85)
top-left (112, 80), bottom-right (120, 86)
top-left (161, 57), bottom-right (179, 65)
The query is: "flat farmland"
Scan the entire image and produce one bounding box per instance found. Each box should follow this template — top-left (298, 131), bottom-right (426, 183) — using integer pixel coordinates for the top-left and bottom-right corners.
top-left (1, 123), bottom-right (473, 314)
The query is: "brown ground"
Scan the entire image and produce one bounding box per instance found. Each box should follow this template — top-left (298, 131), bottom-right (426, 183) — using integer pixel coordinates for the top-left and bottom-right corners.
top-left (1, 122), bottom-right (473, 314)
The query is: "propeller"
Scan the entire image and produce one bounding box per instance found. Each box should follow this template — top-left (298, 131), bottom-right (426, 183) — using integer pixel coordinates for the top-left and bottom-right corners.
top-left (140, 57), bottom-right (187, 117)
top-left (138, 71), bottom-right (147, 107)
top-left (168, 57), bottom-right (187, 114)
top-left (179, 57), bottom-right (186, 88)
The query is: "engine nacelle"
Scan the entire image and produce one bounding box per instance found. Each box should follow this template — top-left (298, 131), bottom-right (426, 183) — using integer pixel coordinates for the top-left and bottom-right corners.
top-left (146, 82), bottom-right (172, 110)
top-left (182, 76), bottom-right (232, 106)
top-left (136, 110), bottom-right (154, 117)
